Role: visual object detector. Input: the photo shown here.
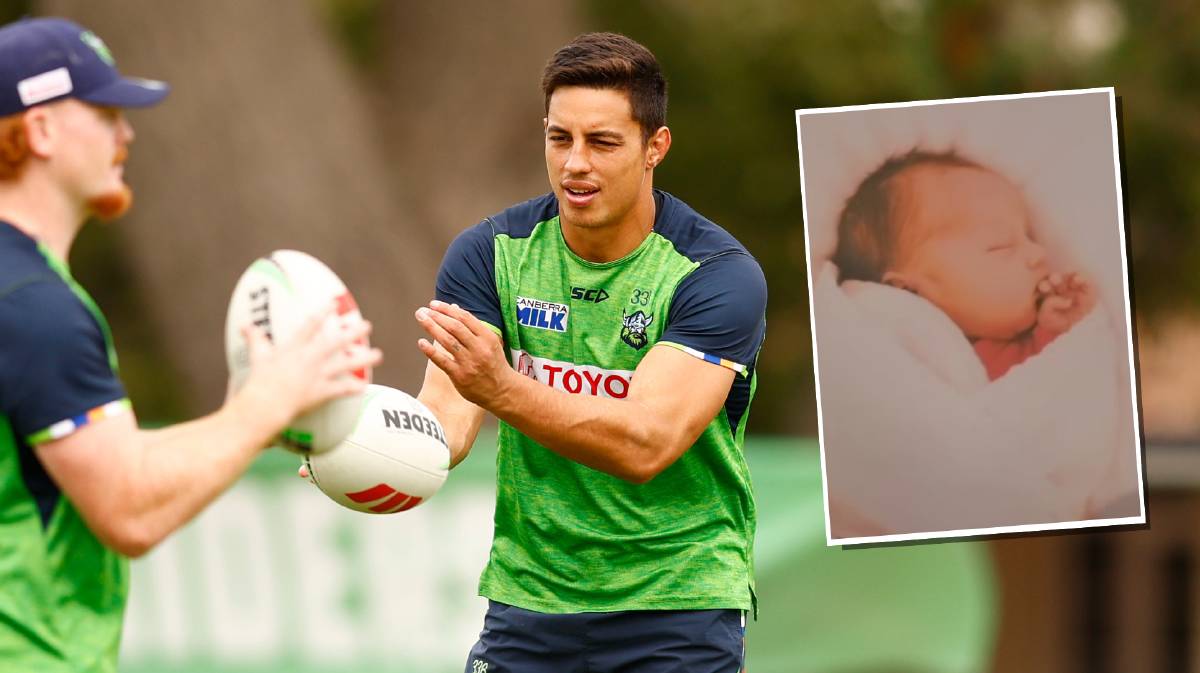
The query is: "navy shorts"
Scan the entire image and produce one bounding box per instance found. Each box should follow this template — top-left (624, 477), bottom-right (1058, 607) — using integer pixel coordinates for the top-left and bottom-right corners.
top-left (464, 600), bottom-right (745, 673)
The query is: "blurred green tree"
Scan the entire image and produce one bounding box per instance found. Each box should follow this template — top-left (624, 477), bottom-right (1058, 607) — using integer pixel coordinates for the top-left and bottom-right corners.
top-left (589, 0), bottom-right (1191, 434)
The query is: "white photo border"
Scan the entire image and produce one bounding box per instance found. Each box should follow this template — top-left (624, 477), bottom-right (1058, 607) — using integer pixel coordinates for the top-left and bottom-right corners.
top-left (795, 87), bottom-right (1147, 547)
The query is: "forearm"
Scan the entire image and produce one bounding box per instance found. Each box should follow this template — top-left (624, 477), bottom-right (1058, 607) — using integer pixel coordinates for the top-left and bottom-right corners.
top-left (118, 395), bottom-right (283, 555)
top-left (418, 391), bottom-right (483, 468)
top-left (487, 371), bottom-right (675, 483)
top-left (39, 311), bottom-right (378, 558)
top-left (415, 361), bottom-right (485, 468)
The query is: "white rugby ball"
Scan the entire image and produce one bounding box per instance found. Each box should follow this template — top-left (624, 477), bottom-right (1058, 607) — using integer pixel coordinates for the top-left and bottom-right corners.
top-left (300, 384), bottom-right (450, 514)
top-left (224, 250), bottom-right (371, 453)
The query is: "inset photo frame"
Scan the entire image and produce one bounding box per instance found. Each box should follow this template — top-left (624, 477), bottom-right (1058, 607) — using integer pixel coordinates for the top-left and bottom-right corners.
top-left (797, 88), bottom-right (1145, 546)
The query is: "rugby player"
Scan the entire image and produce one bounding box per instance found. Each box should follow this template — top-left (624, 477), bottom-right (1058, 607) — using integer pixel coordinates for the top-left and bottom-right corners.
top-left (415, 32), bottom-right (767, 673)
top-left (0, 17), bottom-right (379, 672)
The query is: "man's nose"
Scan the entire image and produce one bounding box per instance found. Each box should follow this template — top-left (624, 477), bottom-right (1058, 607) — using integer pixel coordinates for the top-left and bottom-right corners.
top-left (563, 141), bottom-right (590, 174)
top-left (118, 115), bottom-right (135, 144)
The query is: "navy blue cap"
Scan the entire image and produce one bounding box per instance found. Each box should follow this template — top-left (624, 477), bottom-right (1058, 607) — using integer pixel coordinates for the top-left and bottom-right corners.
top-left (0, 17), bottom-right (168, 117)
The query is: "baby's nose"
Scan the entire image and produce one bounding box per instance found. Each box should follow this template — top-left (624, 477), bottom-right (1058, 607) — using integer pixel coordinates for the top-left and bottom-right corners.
top-left (1026, 242), bottom-right (1047, 268)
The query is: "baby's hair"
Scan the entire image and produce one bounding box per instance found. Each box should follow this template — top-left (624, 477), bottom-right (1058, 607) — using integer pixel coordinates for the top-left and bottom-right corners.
top-left (833, 148), bottom-right (983, 282)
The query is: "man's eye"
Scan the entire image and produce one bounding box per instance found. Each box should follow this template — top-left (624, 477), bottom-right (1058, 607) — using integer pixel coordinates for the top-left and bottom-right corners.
top-left (549, 135), bottom-right (569, 142)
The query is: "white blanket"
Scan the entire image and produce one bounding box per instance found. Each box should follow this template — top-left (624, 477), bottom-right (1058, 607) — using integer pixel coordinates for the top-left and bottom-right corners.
top-left (815, 263), bottom-right (1136, 535)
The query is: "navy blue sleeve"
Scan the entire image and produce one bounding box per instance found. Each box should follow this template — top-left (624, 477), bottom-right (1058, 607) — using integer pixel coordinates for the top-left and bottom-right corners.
top-left (434, 221), bottom-right (503, 330)
top-left (0, 280), bottom-right (127, 442)
top-left (659, 252), bottom-right (768, 370)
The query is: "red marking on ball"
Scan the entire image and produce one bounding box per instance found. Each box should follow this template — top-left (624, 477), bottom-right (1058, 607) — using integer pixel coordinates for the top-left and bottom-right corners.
top-left (345, 483), bottom-right (394, 503)
top-left (391, 496), bottom-right (423, 513)
top-left (346, 483), bottom-right (423, 513)
top-left (369, 491), bottom-right (413, 513)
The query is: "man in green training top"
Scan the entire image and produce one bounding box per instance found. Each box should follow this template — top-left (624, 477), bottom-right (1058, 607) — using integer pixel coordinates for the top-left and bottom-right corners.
top-left (0, 17), bottom-right (379, 673)
top-left (415, 32), bottom-right (767, 672)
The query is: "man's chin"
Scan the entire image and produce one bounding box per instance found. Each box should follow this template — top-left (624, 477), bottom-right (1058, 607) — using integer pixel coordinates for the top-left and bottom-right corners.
top-left (560, 211), bottom-right (595, 228)
top-left (87, 185), bottom-right (134, 221)
top-left (558, 201), bottom-right (609, 229)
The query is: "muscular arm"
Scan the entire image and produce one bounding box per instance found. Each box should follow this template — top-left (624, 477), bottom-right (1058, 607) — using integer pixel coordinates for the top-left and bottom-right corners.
top-left (495, 345), bottom-right (733, 482)
top-left (33, 313), bottom-right (379, 558)
top-left (36, 392), bottom-right (281, 557)
top-left (416, 302), bottom-right (735, 483)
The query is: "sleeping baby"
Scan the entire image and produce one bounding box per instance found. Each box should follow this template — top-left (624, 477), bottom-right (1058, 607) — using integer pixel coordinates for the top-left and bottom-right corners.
top-left (832, 149), bottom-right (1095, 380)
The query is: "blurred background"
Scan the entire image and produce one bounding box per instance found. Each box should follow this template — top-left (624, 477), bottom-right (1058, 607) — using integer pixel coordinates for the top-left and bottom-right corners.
top-left (4, 0), bottom-right (1199, 670)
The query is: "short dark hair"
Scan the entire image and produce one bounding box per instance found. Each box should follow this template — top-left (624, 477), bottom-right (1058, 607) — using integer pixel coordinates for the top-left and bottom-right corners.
top-left (541, 32), bottom-right (667, 143)
top-left (832, 148), bottom-right (983, 282)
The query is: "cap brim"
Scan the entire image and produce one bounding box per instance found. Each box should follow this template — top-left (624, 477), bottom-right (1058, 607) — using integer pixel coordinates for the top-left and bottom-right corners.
top-left (78, 76), bottom-right (170, 109)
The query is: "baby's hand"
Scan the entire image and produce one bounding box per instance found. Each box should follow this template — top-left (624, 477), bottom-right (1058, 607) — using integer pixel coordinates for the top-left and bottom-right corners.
top-left (1036, 272), bottom-right (1096, 335)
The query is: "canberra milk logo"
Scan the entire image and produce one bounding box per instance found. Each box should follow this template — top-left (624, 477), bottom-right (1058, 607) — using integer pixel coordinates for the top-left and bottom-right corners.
top-left (516, 296), bottom-right (569, 332)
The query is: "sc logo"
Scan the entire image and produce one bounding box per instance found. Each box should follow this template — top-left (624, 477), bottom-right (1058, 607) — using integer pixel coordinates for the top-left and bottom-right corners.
top-left (570, 286), bottom-right (609, 303)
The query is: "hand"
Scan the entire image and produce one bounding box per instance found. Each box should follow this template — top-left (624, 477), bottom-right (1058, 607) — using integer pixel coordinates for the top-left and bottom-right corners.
top-left (415, 300), bottom-right (510, 407)
top-left (1036, 272), bottom-right (1096, 336)
top-left (234, 304), bottom-right (382, 431)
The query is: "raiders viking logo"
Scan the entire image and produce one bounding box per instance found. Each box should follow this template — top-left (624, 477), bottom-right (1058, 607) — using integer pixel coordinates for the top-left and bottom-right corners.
top-left (621, 309), bottom-right (654, 350)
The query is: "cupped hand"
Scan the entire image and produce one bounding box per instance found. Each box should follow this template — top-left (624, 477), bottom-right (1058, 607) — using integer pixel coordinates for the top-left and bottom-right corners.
top-left (1036, 272), bottom-right (1096, 335)
top-left (235, 304), bottom-right (382, 430)
top-left (414, 300), bottom-right (511, 407)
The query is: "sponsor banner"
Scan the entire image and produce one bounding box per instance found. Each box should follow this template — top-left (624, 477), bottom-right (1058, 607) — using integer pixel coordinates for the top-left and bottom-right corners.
top-left (510, 349), bottom-right (633, 399)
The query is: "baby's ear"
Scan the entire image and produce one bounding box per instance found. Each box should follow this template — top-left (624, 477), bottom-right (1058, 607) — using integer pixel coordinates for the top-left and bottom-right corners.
top-left (881, 270), bottom-right (916, 294)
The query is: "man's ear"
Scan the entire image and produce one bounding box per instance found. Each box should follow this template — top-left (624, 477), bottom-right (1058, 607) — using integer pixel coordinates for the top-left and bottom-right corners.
top-left (645, 126), bottom-right (671, 169)
top-left (882, 270), bottom-right (916, 294)
top-left (21, 106), bottom-right (54, 159)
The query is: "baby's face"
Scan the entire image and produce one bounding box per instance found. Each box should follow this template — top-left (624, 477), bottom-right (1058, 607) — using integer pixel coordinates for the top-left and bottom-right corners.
top-left (889, 166), bottom-right (1048, 340)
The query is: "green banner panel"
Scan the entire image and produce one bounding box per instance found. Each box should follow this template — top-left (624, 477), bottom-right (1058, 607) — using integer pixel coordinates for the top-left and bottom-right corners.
top-left (118, 436), bottom-right (994, 673)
